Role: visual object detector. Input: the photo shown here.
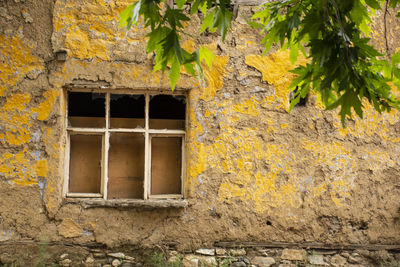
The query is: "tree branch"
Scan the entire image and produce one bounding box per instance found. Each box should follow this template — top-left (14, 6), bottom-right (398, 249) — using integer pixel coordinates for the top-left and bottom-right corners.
top-left (330, 0), bottom-right (361, 80)
top-left (384, 0), bottom-right (390, 57)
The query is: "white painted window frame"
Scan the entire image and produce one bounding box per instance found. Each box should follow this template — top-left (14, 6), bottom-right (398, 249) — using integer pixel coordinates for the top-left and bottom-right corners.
top-left (63, 89), bottom-right (187, 200)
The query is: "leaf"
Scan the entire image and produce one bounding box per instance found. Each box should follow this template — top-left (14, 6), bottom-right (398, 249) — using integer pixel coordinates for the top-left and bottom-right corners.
top-left (199, 46), bottom-right (215, 67)
top-left (365, 0), bottom-right (381, 9)
top-left (392, 52), bottom-right (400, 66)
top-left (289, 44), bottom-right (299, 65)
top-left (169, 57), bottom-right (181, 90)
top-left (146, 26), bottom-right (169, 53)
top-left (176, 0), bottom-right (187, 9)
top-left (212, 7), bottom-right (233, 41)
top-left (199, 0), bottom-right (208, 15)
top-left (119, 3), bottom-right (136, 29)
top-left (201, 9), bottom-right (216, 32)
top-left (394, 68), bottom-right (400, 79)
top-left (165, 7), bottom-right (190, 29)
top-left (191, 0), bottom-right (206, 15)
top-left (327, 89), bottom-right (364, 126)
top-left (142, 1), bottom-right (161, 29)
top-left (350, 0), bottom-right (369, 25)
top-left (184, 62), bottom-right (196, 76)
top-left (164, 30), bottom-right (183, 63)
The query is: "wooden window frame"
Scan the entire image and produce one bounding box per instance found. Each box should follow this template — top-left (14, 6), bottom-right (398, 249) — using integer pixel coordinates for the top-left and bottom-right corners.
top-left (63, 89), bottom-right (187, 201)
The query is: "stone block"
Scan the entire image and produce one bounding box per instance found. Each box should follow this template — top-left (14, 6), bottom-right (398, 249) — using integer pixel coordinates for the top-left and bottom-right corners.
top-left (280, 249), bottom-right (306, 261)
top-left (232, 261), bottom-right (246, 267)
top-left (331, 254), bottom-right (347, 267)
top-left (183, 255), bottom-right (199, 267)
top-left (308, 254), bottom-right (328, 266)
top-left (215, 248), bottom-right (227, 255)
top-left (195, 248), bottom-right (215, 256)
top-left (199, 256), bottom-right (217, 266)
top-left (112, 259), bottom-right (121, 267)
top-left (108, 252), bottom-right (125, 258)
top-left (59, 258), bottom-right (72, 267)
top-left (230, 249), bottom-right (247, 256)
top-left (251, 256), bottom-right (276, 267)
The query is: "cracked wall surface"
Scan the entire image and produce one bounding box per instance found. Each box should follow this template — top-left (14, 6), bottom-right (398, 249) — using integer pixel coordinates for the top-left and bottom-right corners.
top-left (0, 0), bottom-right (399, 252)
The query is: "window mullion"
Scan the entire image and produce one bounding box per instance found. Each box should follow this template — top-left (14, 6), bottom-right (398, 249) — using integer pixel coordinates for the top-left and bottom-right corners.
top-left (144, 93), bottom-right (150, 199)
top-left (103, 93), bottom-right (110, 200)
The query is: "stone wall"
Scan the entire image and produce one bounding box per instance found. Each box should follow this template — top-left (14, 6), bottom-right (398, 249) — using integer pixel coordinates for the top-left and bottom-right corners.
top-left (0, 0), bottom-right (400, 263)
top-left (0, 242), bottom-right (399, 266)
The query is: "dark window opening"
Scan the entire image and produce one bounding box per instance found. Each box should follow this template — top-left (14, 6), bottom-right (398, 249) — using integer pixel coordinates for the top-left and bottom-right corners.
top-left (110, 94), bottom-right (145, 128)
top-left (68, 92), bottom-right (105, 117)
top-left (68, 92), bottom-right (105, 127)
top-left (149, 95), bottom-right (186, 129)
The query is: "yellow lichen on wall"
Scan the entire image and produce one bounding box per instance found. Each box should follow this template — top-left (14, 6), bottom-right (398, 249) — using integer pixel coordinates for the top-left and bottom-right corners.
top-left (245, 50), bottom-right (308, 111)
top-left (53, 0), bottom-right (145, 61)
top-left (31, 90), bottom-right (59, 121)
top-left (0, 35), bottom-right (44, 96)
top-left (201, 49), bottom-right (396, 215)
top-left (246, 49), bottom-right (400, 141)
top-left (200, 54), bottom-right (229, 101)
top-left (216, 132), bottom-right (357, 214)
top-left (0, 148), bottom-right (40, 186)
top-left (332, 104), bottom-right (400, 141)
top-left (0, 89), bottom-right (58, 186)
top-left (186, 51), bottom-right (229, 193)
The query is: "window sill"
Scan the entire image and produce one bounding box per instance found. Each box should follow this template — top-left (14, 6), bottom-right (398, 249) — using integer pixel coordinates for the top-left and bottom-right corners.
top-left (64, 198), bottom-right (188, 209)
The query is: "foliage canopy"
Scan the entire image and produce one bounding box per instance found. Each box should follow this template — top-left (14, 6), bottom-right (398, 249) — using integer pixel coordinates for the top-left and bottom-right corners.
top-left (120, 0), bottom-right (400, 125)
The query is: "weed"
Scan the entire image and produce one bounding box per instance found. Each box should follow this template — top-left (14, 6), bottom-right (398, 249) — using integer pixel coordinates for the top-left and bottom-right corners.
top-left (151, 251), bottom-right (183, 267)
top-left (218, 257), bottom-right (234, 267)
top-left (36, 241), bottom-right (47, 267)
top-left (380, 260), bottom-right (400, 267)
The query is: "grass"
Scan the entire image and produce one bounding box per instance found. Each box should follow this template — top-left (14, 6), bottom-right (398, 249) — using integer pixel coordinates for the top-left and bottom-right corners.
top-left (151, 251), bottom-right (183, 267)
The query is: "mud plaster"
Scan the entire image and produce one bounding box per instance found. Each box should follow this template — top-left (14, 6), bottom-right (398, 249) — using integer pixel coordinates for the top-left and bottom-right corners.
top-left (0, 0), bottom-right (399, 251)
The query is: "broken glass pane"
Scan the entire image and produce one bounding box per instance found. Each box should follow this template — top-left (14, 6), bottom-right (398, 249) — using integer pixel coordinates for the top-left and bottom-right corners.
top-left (149, 95), bottom-right (185, 129)
top-left (110, 94), bottom-right (145, 129)
top-left (68, 92), bottom-right (105, 128)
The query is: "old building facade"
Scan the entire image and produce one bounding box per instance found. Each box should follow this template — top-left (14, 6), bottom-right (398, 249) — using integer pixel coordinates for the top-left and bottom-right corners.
top-left (0, 0), bottom-right (400, 265)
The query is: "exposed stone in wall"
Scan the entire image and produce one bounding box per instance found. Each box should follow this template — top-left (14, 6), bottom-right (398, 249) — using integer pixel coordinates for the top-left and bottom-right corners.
top-left (0, 0), bottom-right (399, 255)
top-left (0, 243), bottom-right (400, 266)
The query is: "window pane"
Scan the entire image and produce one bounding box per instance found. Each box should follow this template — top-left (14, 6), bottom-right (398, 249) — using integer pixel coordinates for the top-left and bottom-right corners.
top-left (110, 94), bottom-right (145, 129)
top-left (149, 95), bottom-right (185, 129)
top-left (69, 134), bottom-right (102, 193)
top-left (68, 92), bottom-right (105, 128)
top-left (151, 137), bottom-right (182, 195)
top-left (108, 133), bottom-right (144, 199)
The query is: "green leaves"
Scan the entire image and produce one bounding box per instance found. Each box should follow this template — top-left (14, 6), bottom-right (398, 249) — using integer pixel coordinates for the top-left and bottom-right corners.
top-left (119, 0), bottom-right (400, 125)
top-left (119, 2), bottom-right (140, 30)
top-left (199, 46), bottom-right (215, 67)
top-left (211, 6), bottom-right (232, 41)
top-left (119, 0), bottom-right (236, 90)
top-left (120, 0), bottom-right (202, 90)
top-left (201, 9), bottom-right (217, 33)
top-left (250, 0), bottom-right (400, 126)
top-left (200, 0), bottom-right (233, 41)
top-left (365, 0), bottom-right (381, 9)
top-left (169, 57), bottom-right (181, 90)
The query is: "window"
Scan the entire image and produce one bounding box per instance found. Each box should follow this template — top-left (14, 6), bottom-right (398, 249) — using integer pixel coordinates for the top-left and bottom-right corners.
top-left (64, 90), bottom-right (186, 201)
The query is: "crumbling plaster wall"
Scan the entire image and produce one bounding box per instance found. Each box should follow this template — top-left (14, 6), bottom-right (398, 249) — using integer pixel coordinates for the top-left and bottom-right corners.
top-left (0, 0), bottom-right (399, 250)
